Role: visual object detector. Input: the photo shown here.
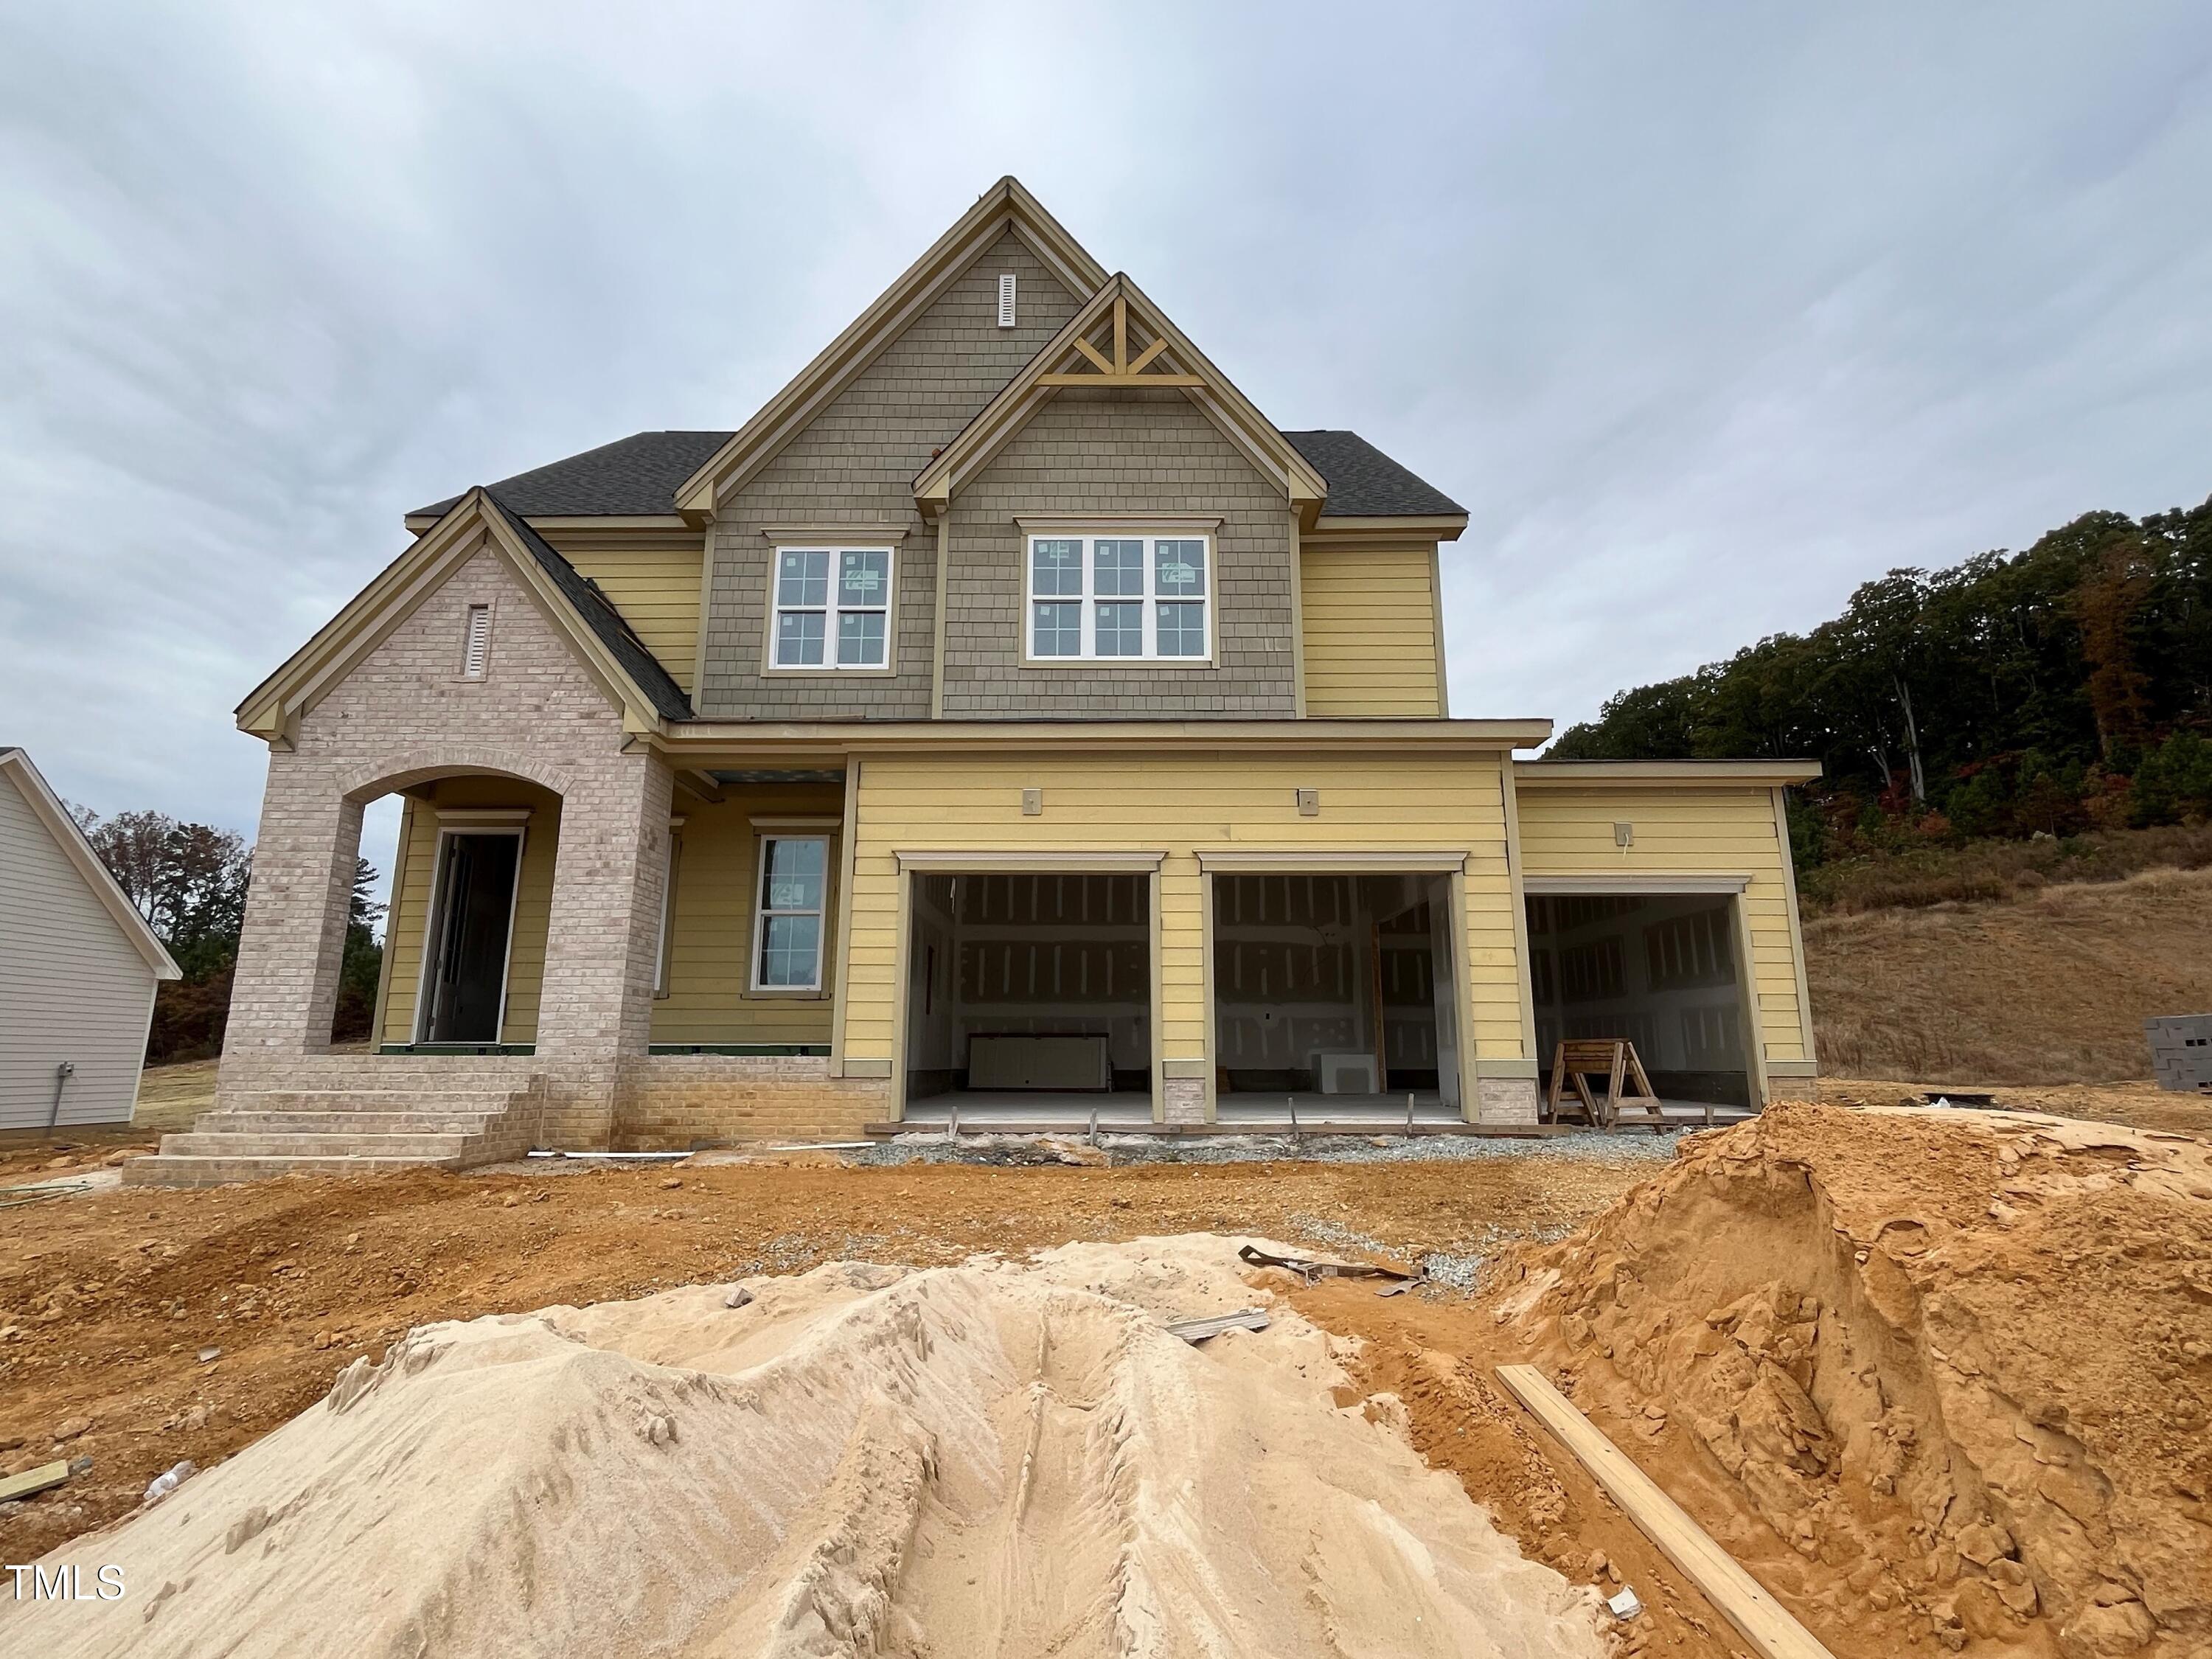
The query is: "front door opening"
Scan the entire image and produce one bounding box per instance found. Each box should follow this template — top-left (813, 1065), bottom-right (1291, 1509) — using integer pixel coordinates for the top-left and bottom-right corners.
top-left (420, 831), bottom-right (521, 1043)
top-left (902, 872), bottom-right (1152, 1119)
top-left (1525, 892), bottom-right (1756, 1113)
top-left (1210, 872), bottom-right (1462, 1118)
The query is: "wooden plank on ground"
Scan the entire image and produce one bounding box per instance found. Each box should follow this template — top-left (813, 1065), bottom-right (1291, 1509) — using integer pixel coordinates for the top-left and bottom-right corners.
top-left (1495, 1363), bottom-right (1837, 1659)
top-left (0, 1460), bottom-right (71, 1503)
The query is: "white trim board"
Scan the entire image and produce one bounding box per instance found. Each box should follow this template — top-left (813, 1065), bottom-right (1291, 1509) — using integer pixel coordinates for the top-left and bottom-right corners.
top-left (894, 849), bottom-right (1167, 874)
top-left (1196, 849), bottom-right (1472, 873)
top-left (1520, 874), bottom-right (1750, 895)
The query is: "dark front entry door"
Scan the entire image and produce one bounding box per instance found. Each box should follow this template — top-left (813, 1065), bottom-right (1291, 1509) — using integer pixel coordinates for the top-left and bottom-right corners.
top-left (425, 832), bottom-right (521, 1043)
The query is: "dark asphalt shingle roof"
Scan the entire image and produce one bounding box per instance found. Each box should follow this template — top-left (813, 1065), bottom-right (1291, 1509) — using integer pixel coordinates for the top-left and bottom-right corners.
top-left (481, 493), bottom-right (695, 723)
top-left (414, 428), bottom-right (1461, 521)
top-left (1281, 431), bottom-right (1464, 518)
top-left (412, 431), bottom-right (734, 520)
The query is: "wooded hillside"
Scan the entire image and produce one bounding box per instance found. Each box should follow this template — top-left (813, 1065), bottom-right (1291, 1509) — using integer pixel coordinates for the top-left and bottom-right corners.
top-left (1551, 495), bottom-right (2212, 873)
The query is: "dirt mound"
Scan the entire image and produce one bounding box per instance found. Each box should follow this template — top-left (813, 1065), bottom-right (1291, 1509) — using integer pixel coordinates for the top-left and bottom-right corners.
top-left (9, 1235), bottom-right (1602, 1658)
top-left (1494, 1102), bottom-right (2212, 1658)
top-left (1806, 865), bottom-right (2212, 1082)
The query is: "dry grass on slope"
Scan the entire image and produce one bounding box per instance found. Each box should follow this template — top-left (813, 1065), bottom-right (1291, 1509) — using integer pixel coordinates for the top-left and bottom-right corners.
top-left (1807, 866), bottom-right (2212, 1082)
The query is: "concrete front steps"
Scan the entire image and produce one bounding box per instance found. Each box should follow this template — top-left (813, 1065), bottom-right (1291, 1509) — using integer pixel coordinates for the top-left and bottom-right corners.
top-left (124, 1081), bottom-right (545, 1189)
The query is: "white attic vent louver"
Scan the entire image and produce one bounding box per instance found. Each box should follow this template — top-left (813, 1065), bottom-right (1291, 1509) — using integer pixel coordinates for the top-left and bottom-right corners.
top-left (997, 273), bottom-right (1017, 328)
top-left (462, 604), bottom-right (492, 678)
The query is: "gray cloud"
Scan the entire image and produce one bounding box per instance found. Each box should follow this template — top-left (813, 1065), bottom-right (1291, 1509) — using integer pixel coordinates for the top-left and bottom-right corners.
top-left (4, 2), bottom-right (2208, 866)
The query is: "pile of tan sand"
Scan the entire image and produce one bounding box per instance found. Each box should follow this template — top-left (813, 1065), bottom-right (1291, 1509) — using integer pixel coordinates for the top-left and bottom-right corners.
top-left (10, 1235), bottom-right (1604, 1658)
top-left (1492, 1102), bottom-right (2212, 1659)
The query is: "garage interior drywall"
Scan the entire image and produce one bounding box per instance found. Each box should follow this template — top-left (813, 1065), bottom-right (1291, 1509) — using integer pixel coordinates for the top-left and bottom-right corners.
top-left (902, 872), bottom-right (1152, 1104)
top-left (1210, 872), bottom-right (1458, 1103)
top-left (1525, 892), bottom-right (1754, 1109)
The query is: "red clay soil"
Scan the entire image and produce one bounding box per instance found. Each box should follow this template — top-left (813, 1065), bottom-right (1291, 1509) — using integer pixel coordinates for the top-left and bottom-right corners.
top-left (0, 1148), bottom-right (1642, 1568)
top-left (1484, 1102), bottom-right (2212, 1659)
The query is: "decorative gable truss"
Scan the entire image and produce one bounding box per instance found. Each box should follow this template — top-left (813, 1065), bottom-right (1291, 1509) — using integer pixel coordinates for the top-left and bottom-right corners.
top-left (911, 274), bottom-right (1330, 526)
top-left (236, 488), bottom-right (692, 748)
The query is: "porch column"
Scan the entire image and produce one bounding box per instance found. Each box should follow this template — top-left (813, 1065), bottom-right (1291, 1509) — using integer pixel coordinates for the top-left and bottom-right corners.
top-left (536, 748), bottom-right (674, 1142)
top-left (1157, 853), bottom-right (1210, 1124)
top-left (220, 752), bottom-right (362, 1080)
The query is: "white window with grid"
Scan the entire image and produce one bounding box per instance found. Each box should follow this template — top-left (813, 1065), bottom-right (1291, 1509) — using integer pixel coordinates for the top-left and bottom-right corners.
top-left (1025, 533), bottom-right (1210, 662)
top-left (771, 546), bottom-right (892, 669)
top-left (751, 835), bottom-right (828, 990)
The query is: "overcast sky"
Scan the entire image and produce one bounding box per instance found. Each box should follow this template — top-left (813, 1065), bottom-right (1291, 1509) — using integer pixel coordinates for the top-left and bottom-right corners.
top-left (6, 2), bottom-right (2210, 878)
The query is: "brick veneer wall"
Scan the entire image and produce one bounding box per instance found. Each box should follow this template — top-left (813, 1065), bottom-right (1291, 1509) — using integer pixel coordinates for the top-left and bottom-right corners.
top-left (611, 1056), bottom-right (888, 1149)
top-left (940, 387), bottom-right (1298, 717)
top-left (221, 540), bottom-right (673, 1145)
top-left (699, 231), bottom-right (1080, 720)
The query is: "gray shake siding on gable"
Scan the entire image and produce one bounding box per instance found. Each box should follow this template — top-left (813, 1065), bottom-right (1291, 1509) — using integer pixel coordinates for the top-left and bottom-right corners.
top-left (698, 231), bottom-right (1080, 719)
top-left (941, 388), bottom-right (1298, 717)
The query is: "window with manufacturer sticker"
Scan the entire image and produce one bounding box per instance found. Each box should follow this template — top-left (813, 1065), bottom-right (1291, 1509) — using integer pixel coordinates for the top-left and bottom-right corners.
top-left (1023, 534), bottom-right (1210, 661)
top-left (773, 547), bottom-right (892, 669)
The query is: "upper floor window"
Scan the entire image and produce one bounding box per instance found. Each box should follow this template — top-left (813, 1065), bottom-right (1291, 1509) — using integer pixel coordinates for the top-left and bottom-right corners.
top-left (1025, 533), bottom-right (1211, 663)
top-left (772, 546), bottom-right (892, 670)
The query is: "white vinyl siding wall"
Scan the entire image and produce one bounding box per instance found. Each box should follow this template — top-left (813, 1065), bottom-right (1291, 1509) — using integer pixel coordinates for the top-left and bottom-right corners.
top-left (0, 770), bottom-right (160, 1128)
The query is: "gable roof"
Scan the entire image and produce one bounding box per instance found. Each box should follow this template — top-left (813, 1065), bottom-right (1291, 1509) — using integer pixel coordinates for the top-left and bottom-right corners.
top-left (911, 274), bottom-right (1332, 524)
top-left (482, 495), bottom-right (693, 722)
top-left (412, 431), bottom-right (731, 522)
top-left (1283, 431), bottom-right (1464, 519)
top-left (672, 177), bottom-right (1113, 517)
top-left (0, 748), bottom-right (182, 980)
top-left (238, 489), bottom-right (692, 747)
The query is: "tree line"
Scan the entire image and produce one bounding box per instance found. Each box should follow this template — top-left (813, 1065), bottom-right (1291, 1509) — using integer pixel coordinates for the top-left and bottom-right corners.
top-left (68, 807), bottom-right (383, 1062)
top-left (1549, 494), bottom-right (2212, 869)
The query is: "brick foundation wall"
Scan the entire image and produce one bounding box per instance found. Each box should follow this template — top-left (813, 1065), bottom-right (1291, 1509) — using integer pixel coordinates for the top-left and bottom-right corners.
top-left (611, 1056), bottom-right (890, 1149)
top-left (1475, 1077), bottom-right (1540, 1126)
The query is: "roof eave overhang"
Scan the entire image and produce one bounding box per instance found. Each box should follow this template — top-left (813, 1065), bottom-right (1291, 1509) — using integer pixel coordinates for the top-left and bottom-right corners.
top-left (405, 512), bottom-right (692, 535)
top-left (1515, 759), bottom-right (1824, 787)
top-left (1302, 513), bottom-right (1470, 546)
top-left (675, 178), bottom-right (1110, 519)
top-left (649, 716), bottom-right (1553, 760)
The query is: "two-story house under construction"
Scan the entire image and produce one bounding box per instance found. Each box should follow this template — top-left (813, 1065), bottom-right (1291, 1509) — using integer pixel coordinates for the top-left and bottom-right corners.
top-left (131, 179), bottom-right (1818, 1183)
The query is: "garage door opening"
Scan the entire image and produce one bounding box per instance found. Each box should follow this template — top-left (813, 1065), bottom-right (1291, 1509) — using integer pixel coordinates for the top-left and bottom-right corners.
top-left (902, 872), bottom-right (1153, 1123)
top-left (1211, 872), bottom-right (1462, 1122)
top-left (1525, 891), bottom-right (1758, 1116)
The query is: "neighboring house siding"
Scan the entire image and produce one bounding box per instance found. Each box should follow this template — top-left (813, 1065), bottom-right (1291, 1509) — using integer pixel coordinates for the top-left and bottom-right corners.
top-left (378, 778), bottom-right (562, 1046)
top-left (838, 749), bottom-right (1523, 1073)
top-left (651, 783), bottom-right (844, 1046)
top-left (1512, 785), bottom-right (1810, 1068)
top-left (698, 231), bottom-right (1082, 719)
top-left (545, 528), bottom-right (706, 698)
top-left (0, 770), bottom-right (157, 1128)
top-left (1301, 544), bottom-right (1443, 716)
top-left (940, 388), bottom-right (1298, 717)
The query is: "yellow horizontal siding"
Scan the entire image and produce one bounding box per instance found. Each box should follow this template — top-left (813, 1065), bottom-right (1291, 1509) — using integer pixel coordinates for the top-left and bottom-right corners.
top-left (1514, 785), bottom-right (1807, 1065)
top-left (652, 784), bottom-right (844, 1045)
top-left (555, 540), bottom-right (703, 696)
top-left (1301, 546), bottom-right (1441, 715)
top-left (378, 779), bottom-right (561, 1045)
top-left (843, 753), bottom-right (1519, 1068)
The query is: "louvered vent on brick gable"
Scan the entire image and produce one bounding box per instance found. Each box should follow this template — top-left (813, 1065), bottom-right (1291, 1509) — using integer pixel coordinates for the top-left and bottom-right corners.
top-left (462, 604), bottom-right (492, 678)
top-left (997, 273), bottom-right (1017, 327)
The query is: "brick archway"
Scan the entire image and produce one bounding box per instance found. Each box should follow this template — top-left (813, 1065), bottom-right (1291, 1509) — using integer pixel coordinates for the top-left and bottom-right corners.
top-left (340, 749), bottom-right (575, 805)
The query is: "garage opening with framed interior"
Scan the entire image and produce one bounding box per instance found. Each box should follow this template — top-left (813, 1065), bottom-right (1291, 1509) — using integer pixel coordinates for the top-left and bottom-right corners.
top-left (902, 872), bottom-right (1153, 1120)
